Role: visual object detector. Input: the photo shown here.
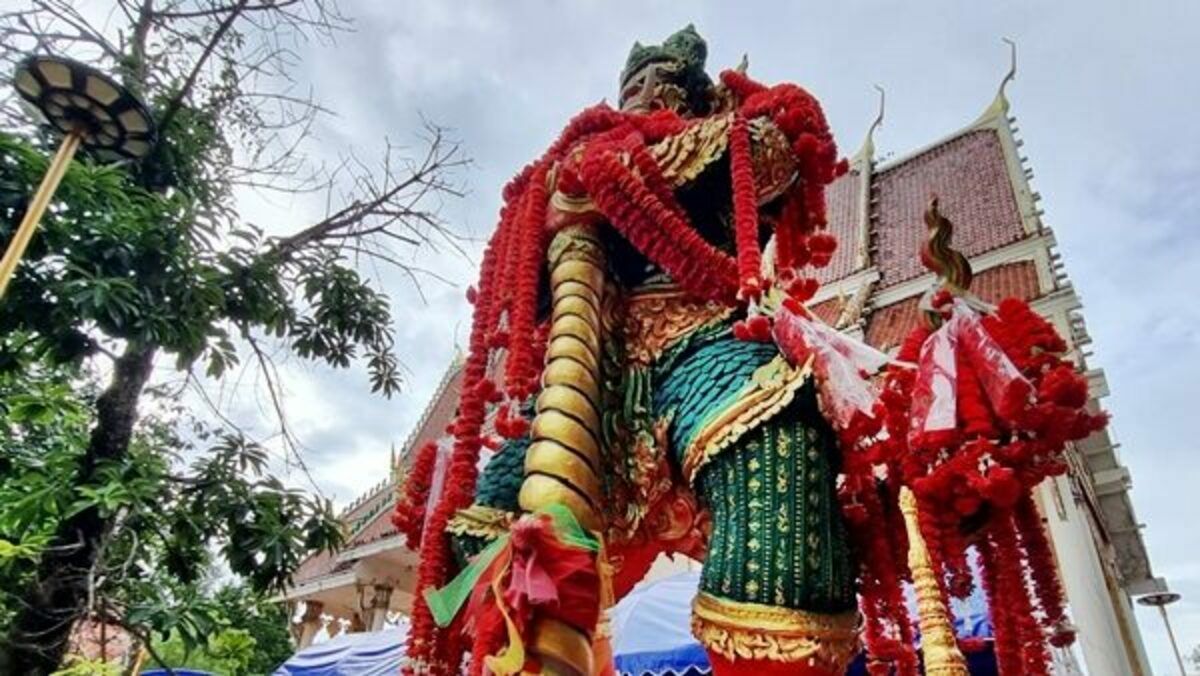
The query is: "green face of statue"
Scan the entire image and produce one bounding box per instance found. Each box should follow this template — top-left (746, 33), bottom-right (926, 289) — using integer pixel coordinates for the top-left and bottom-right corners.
top-left (619, 25), bottom-right (713, 116)
top-left (619, 59), bottom-right (690, 114)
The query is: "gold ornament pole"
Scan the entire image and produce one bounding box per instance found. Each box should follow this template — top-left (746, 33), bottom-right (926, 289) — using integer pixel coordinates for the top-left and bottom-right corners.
top-left (0, 128), bottom-right (82, 300)
top-left (517, 222), bottom-right (608, 676)
top-left (899, 487), bottom-right (968, 675)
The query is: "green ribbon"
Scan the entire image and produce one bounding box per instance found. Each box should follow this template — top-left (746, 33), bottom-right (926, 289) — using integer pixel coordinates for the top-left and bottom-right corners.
top-left (424, 503), bottom-right (599, 628)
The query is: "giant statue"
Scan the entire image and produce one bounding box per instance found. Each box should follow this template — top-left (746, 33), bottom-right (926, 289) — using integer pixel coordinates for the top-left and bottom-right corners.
top-left (393, 26), bottom-right (1104, 676)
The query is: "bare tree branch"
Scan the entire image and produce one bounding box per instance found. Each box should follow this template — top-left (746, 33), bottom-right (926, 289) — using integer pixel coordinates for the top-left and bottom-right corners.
top-left (154, 0), bottom-right (251, 133)
top-left (268, 125), bottom-right (469, 265)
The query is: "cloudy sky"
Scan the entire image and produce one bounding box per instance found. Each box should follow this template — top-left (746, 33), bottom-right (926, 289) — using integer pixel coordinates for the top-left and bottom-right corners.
top-left (202, 1), bottom-right (1198, 671)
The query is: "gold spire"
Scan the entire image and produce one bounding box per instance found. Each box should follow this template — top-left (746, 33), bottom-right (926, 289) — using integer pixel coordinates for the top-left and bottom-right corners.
top-left (851, 84), bottom-right (885, 165)
top-left (389, 442), bottom-right (398, 483)
top-left (900, 487), bottom-right (969, 675)
top-left (974, 37), bottom-right (1017, 125)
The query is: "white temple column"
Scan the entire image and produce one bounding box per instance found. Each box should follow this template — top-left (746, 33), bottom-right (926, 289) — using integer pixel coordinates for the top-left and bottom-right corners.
top-left (366, 585), bottom-right (394, 631)
top-left (296, 601), bottom-right (324, 649)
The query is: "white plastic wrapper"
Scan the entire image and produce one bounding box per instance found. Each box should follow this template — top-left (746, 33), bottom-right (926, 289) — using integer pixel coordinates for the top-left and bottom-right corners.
top-left (772, 305), bottom-right (892, 433)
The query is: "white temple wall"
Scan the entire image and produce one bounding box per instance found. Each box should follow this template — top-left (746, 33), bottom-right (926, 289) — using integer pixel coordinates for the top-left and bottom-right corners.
top-left (1039, 477), bottom-right (1151, 675)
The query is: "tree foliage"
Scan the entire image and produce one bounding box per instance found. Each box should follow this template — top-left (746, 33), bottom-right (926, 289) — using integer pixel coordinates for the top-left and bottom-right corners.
top-left (147, 585), bottom-right (293, 675)
top-left (0, 1), bottom-right (465, 672)
top-left (0, 364), bottom-right (338, 672)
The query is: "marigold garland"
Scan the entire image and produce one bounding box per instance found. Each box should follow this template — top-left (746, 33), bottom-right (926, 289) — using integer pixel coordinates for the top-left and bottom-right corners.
top-left (393, 440), bottom-right (440, 549)
top-left (578, 142), bottom-right (738, 302)
top-left (729, 114), bottom-right (763, 299)
top-left (504, 163), bottom-right (552, 400)
top-left (864, 294), bottom-right (1107, 675)
top-left (840, 475), bottom-right (917, 676)
top-left (1015, 492), bottom-right (1073, 647)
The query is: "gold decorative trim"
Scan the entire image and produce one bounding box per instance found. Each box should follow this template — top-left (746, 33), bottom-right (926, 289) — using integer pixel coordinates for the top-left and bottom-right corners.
top-left (518, 474), bottom-right (598, 531)
top-left (446, 504), bottom-right (514, 540)
top-left (550, 190), bottom-right (599, 215)
top-left (535, 387), bottom-right (601, 440)
top-left (530, 412), bottom-right (601, 464)
top-left (748, 117), bottom-right (798, 204)
top-left (681, 356), bottom-right (814, 482)
top-left (650, 113), bottom-right (732, 188)
top-left (691, 592), bottom-right (859, 671)
top-left (621, 288), bottom-right (733, 366)
top-left (525, 439), bottom-right (603, 499)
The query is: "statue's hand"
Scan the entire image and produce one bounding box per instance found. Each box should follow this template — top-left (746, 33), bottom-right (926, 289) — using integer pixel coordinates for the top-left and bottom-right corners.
top-left (547, 154), bottom-right (604, 232)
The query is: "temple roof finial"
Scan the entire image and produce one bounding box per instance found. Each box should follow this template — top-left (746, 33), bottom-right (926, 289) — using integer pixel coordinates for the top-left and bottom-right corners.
top-left (389, 442), bottom-right (398, 481)
top-left (852, 84), bottom-right (885, 164)
top-left (976, 38), bottom-right (1017, 124)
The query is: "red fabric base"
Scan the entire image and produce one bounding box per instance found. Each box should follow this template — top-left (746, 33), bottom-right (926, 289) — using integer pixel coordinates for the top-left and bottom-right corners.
top-left (706, 650), bottom-right (839, 676)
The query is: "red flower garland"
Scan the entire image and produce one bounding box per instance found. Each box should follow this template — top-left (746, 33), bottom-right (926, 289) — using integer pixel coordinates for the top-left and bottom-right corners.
top-left (729, 114), bottom-right (763, 299)
top-left (393, 440), bottom-right (440, 549)
top-left (717, 70), bottom-right (845, 304)
top-left (978, 532), bottom-right (1021, 675)
top-left (867, 295), bottom-right (1105, 676)
top-left (1015, 492), bottom-right (1073, 647)
top-left (840, 476), bottom-right (917, 676)
top-left (504, 163), bottom-right (552, 400)
top-left (990, 510), bottom-right (1052, 676)
top-left (403, 105), bottom-right (641, 673)
top-left (405, 190), bottom-right (516, 673)
top-left (578, 141), bottom-right (738, 303)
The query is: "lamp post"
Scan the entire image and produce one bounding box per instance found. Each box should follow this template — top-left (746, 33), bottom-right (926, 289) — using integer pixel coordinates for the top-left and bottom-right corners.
top-left (1137, 591), bottom-right (1186, 675)
top-left (1, 54), bottom-right (156, 299)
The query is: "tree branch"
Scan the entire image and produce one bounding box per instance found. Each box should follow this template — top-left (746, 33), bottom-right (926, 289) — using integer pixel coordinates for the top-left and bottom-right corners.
top-left (266, 125), bottom-right (468, 264)
top-left (155, 0), bottom-right (252, 133)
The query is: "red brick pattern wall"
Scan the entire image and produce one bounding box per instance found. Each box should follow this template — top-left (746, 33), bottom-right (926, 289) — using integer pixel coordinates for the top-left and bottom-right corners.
top-left (971, 259), bottom-right (1042, 304)
top-left (816, 169), bottom-right (863, 284)
top-left (354, 507), bottom-right (399, 545)
top-left (407, 367), bottom-right (462, 459)
top-left (809, 298), bottom-right (843, 325)
top-left (873, 130), bottom-right (1026, 287)
top-left (864, 260), bottom-right (1041, 350)
top-left (295, 549), bottom-right (337, 582)
top-left (864, 297), bottom-right (921, 351)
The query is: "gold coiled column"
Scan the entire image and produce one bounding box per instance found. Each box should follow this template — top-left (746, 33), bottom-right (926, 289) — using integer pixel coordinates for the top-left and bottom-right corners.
top-left (899, 487), bottom-right (968, 675)
top-left (519, 223), bottom-right (607, 531)
top-left (517, 223), bottom-right (608, 676)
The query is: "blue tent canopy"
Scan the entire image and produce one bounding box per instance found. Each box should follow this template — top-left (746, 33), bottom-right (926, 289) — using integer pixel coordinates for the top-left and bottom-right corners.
top-left (611, 571), bottom-right (712, 676)
top-left (269, 571), bottom-right (995, 675)
top-left (272, 625), bottom-right (408, 675)
top-left (611, 570), bottom-right (995, 676)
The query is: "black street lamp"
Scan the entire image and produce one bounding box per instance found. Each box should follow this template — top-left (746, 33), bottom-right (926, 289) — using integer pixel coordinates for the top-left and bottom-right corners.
top-left (1, 54), bottom-right (156, 298)
top-left (1138, 590), bottom-right (1186, 675)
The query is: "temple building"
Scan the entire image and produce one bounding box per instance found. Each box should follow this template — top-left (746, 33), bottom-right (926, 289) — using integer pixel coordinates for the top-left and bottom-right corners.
top-left (284, 76), bottom-right (1165, 675)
